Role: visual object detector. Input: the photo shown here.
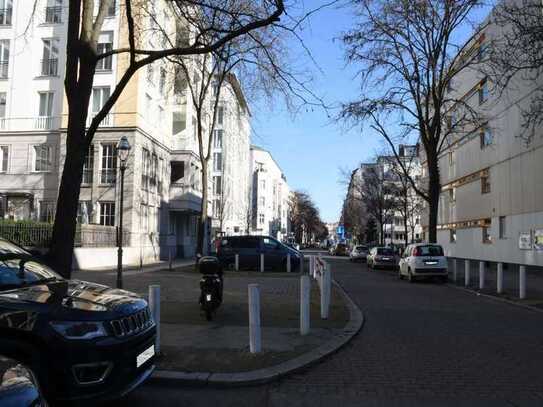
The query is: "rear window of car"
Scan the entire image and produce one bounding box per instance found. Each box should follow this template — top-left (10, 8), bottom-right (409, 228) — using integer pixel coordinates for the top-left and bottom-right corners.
top-left (417, 245), bottom-right (444, 256)
top-left (337, 244), bottom-right (346, 249)
top-left (221, 237), bottom-right (260, 249)
top-left (377, 248), bottom-right (395, 255)
top-left (355, 246), bottom-right (367, 251)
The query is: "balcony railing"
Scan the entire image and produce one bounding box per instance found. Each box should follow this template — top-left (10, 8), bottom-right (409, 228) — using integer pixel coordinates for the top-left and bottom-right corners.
top-left (87, 113), bottom-right (112, 128)
top-left (35, 116), bottom-right (55, 130)
top-left (0, 8), bottom-right (12, 26)
top-left (41, 58), bottom-right (59, 76)
top-left (0, 117), bottom-right (60, 132)
top-left (44, 6), bottom-right (62, 24)
top-left (0, 61), bottom-right (8, 79)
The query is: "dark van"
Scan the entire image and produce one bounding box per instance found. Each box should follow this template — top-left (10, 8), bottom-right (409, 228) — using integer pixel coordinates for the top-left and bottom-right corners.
top-left (217, 236), bottom-right (301, 272)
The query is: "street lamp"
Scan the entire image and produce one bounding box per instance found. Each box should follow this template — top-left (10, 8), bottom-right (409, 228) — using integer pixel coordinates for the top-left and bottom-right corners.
top-left (116, 136), bottom-right (131, 289)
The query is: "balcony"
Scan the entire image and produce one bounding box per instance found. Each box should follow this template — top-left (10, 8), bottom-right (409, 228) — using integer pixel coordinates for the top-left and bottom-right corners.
top-left (169, 182), bottom-right (202, 213)
top-left (86, 113), bottom-right (112, 128)
top-left (0, 117), bottom-right (60, 132)
top-left (40, 59), bottom-right (59, 76)
top-left (44, 6), bottom-right (62, 24)
top-left (0, 8), bottom-right (12, 26)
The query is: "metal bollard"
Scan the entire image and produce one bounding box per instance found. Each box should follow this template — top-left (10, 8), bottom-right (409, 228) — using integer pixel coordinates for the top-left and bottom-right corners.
top-left (309, 255), bottom-right (314, 277)
top-left (300, 275), bottom-right (310, 335)
top-left (479, 261), bottom-right (485, 290)
top-left (452, 259), bottom-right (457, 283)
top-left (260, 254), bottom-right (264, 273)
top-left (168, 247), bottom-right (173, 271)
top-left (248, 284), bottom-right (261, 353)
top-left (497, 262), bottom-right (503, 294)
top-left (464, 259), bottom-right (470, 287)
top-left (519, 265), bottom-right (526, 299)
top-left (321, 264), bottom-right (331, 319)
top-left (235, 254), bottom-right (239, 272)
top-left (300, 253), bottom-right (304, 274)
top-left (287, 254), bottom-right (291, 273)
top-left (149, 285), bottom-right (161, 354)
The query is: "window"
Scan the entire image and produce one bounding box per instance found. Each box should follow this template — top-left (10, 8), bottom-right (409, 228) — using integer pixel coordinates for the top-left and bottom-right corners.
top-left (450, 229), bottom-right (457, 243)
top-left (39, 201), bottom-right (55, 223)
top-left (217, 106), bottom-right (224, 125)
top-left (100, 144), bottom-right (116, 184)
top-left (147, 64), bottom-right (154, 84)
top-left (449, 188), bottom-right (456, 203)
top-left (0, 145), bottom-right (8, 172)
top-left (159, 67), bottom-right (166, 94)
top-left (38, 92), bottom-right (54, 118)
top-left (41, 39), bottom-right (59, 76)
top-left (259, 213), bottom-right (265, 225)
top-left (105, 0), bottom-right (116, 16)
top-left (0, 39), bottom-right (9, 78)
top-left (481, 174), bottom-right (491, 194)
top-left (34, 145), bottom-right (52, 172)
top-left (170, 161), bottom-right (184, 184)
top-left (448, 151), bottom-right (455, 166)
top-left (77, 201), bottom-right (91, 224)
top-left (150, 153), bottom-right (158, 189)
top-left (141, 148), bottom-right (150, 190)
top-left (213, 176), bottom-right (222, 195)
top-left (92, 87), bottom-right (110, 115)
top-left (259, 196), bottom-right (265, 207)
top-left (82, 145), bottom-right (94, 184)
top-left (99, 202), bottom-right (115, 226)
top-left (158, 157), bottom-right (164, 194)
top-left (0, 0), bottom-right (12, 26)
top-left (477, 42), bottom-right (488, 62)
top-left (478, 79), bottom-right (489, 105)
top-left (0, 92), bottom-right (6, 120)
top-left (140, 204), bottom-right (149, 231)
top-left (499, 216), bottom-right (506, 239)
top-left (482, 225), bottom-right (491, 244)
top-left (213, 130), bottom-right (223, 148)
top-left (158, 106), bottom-right (164, 124)
top-left (260, 179), bottom-right (266, 190)
top-left (480, 126), bottom-right (493, 148)
top-left (96, 32), bottom-right (113, 71)
top-left (45, 0), bottom-right (62, 24)
top-left (213, 152), bottom-right (222, 171)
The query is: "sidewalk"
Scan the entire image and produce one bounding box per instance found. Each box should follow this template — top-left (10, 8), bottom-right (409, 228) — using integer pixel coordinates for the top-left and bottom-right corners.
top-left (76, 258), bottom-right (195, 274)
top-left (73, 266), bottom-right (363, 383)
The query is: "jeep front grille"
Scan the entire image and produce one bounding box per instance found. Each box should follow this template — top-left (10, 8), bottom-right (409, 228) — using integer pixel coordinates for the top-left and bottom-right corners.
top-left (109, 307), bottom-right (153, 338)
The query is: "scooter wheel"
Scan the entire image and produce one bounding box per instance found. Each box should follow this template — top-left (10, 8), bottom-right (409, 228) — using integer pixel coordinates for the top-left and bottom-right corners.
top-left (205, 309), bottom-right (213, 321)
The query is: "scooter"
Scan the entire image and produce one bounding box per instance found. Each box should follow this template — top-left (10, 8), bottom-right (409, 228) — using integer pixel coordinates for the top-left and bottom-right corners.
top-left (198, 256), bottom-right (223, 321)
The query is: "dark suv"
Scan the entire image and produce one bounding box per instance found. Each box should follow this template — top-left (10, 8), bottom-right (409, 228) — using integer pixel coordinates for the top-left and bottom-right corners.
top-left (0, 239), bottom-right (156, 404)
top-left (217, 235), bottom-right (301, 272)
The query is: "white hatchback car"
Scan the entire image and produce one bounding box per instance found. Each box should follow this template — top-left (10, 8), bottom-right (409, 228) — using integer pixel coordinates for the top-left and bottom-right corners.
top-left (349, 245), bottom-right (369, 262)
top-left (398, 244), bottom-right (448, 283)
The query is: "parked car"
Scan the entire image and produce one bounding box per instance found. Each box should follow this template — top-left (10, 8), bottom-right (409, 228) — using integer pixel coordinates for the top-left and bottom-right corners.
top-left (398, 243), bottom-right (448, 283)
top-left (331, 243), bottom-right (348, 256)
top-left (349, 245), bottom-right (369, 262)
top-left (217, 235), bottom-right (301, 272)
top-left (0, 238), bottom-right (157, 404)
top-left (0, 356), bottom-right (47, 407)
top-left (367, 247), bottom-right (398, 269)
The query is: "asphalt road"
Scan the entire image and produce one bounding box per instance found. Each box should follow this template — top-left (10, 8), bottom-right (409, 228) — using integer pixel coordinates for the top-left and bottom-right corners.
top-left (111, 253), bottom-right (543, 407)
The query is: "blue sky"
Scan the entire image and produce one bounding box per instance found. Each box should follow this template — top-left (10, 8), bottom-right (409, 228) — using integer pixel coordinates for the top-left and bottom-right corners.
top-left (251, 2), bottom-right (382, 223)
top-left (250, 1), bottom-right (494, 223)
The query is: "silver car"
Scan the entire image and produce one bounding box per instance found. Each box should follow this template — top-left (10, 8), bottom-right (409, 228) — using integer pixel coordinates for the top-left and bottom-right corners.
top-left (350, 245), bottom-right (369, 262)
top-left (367, 247), bottom-right (398, 269)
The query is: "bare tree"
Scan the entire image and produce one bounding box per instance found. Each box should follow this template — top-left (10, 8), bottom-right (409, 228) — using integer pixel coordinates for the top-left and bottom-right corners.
top-left (39, 0), bottom-right (286, 276)
top-left (340, 0), bottom-right (485, 243)
top-left (490, 0), bottom-right (543, 144)
top-left (289, 191), bottom-right (326, 244)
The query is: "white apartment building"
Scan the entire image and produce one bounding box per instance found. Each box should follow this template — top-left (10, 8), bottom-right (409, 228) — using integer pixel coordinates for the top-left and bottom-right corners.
top-left (428, 9), bottom-right (543, 267)
top-left (0, 1), bottom-right (254, 268)
top-left (249, 145), bottom-right (290, 240)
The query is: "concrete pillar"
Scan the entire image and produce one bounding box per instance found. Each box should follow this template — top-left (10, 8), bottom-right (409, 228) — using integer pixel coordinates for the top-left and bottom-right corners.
top-left (299, 253), bottom-right (304, 274)
top-left (464, 259), bottom-right (470, 287)
top-left (321, 264), bottom-right (331, 320)
top-left (479, 261), bottom-right (485, 290)
top-left (149, 285), bottom-right (161, 354)
top-left (300, 275), bottom-right (310, 335)
top-left (287, 254), bottom-right (292, 273)
top-left (519, 265), bottom-right (526, 299)
top-left (309, 255), bottom-right (314, 277)
top-left (452, 259), bottom-right (457, 283)
top-left (248, 284), bottom-right (261, 353)
top-left (497, 263), bottom-right (503, 294)
top-left (235, 254), bottom-right (239, 272)
top-left (260, 253), bottom-right (264, 273)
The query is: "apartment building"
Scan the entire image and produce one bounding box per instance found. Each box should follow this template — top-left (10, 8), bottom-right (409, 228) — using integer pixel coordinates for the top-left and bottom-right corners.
top-left (428, 10), bottom-right (543, 266)
top-left (0, 1), bottom-right (254, 267)
top-left (249, 145), bottom-right (290, 240)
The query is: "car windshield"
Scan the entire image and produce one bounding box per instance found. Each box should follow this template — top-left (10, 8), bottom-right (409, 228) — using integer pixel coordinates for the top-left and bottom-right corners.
top-left (0, 256), bottom-right (62, 291)
top-left (417, 245), bottom-right (444, 256)
top-left (377, 248), bottom-right (395, 255)
top-left (0, 240), bottom-right (28, 256)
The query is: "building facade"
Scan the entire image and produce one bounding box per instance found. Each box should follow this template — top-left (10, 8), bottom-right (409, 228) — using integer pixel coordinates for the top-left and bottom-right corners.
top-left (249, 145), bottom-right (290, 240)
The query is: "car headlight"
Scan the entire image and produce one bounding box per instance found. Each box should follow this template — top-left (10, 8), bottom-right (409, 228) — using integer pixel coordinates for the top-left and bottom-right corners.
top-left (50, 321), bottom-right (108, 340)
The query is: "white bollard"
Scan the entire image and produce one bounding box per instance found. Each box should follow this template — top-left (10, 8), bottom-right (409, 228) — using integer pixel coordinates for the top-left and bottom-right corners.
top-left (321, 264), bottom-right (331, 319)
top-left (149, 285), bottom-right (161, 354)
top-left (235, 254), bottom-right (239, 272)
top-left (300, 275), bottom-right (310, 335)
top-left (260, 253), bottom-right (264, 273)
top-left (309, 255), bottom-right (314, 278)
top-left (248, 284), bottom-right (261, 353)
top-left (497, 262), bottom-right (503, 294)
top-left (519, 265), bottom-right (526, 299)
top-left (479, 261), bottom-right (485, 290)
top-left (452, 259), bottom-right (457, 283)
top-left (300, 253), bottom-right (304, 274)
top-left (287, 254), bottom-right (291, 273)
top-left (168, 247), bottom-right (173, 271)
top-left (465, 259), bottom-right (470, 287)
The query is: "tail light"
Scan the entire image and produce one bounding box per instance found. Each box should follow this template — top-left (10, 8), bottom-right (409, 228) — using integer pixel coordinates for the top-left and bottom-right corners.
top-left (413, 247), bottom-right (422, 256)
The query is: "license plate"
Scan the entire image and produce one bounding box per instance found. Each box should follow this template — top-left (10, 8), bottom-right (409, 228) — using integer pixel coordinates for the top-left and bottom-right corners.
top-left (206, 294), bottom-right (212, 301)
top-left (137, 345), bottom-right (155, 368)
top-left (382, 257), bottom-right (391, 261)
top-left (425, 261), bottom-right (438, 265)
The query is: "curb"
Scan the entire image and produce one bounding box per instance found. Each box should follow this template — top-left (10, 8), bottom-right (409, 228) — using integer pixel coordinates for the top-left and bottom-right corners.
top-left (446, 282), bottom-right (543, 314)
top-left (149, 278), bottom-right (364, 387)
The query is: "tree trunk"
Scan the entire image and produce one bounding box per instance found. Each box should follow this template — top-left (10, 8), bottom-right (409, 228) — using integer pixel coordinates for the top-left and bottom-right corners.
top-left (196, 162), bottom-right (209, 256)
top-left (403, 200), bottom-right (409, 247)
top-left (426, 152), bottom-right (441, 243)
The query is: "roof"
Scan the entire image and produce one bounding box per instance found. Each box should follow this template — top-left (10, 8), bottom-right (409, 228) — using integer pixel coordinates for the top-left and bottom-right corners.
top-left (226, 73), bottom-right (251, 117)
top-left (250, 145), bottom-right (286, 180)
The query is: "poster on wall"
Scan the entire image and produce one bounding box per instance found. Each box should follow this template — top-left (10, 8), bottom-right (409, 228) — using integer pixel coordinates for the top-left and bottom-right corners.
top-left (534, 229), bottom-right (543, 251)
top-left (519, 232), bottom-right (532, 250)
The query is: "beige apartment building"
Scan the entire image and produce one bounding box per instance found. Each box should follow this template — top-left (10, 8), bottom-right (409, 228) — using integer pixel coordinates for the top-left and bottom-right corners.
top-left (428, 11), bottom-right (543, 267)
